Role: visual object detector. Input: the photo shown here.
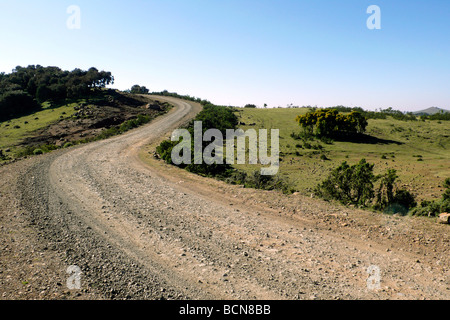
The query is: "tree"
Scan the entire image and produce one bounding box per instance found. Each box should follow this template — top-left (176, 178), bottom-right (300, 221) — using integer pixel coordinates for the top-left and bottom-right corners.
top-left (296, 108), bottom-right (368, 138)
top-left (130, 85), bottom-right (149, 94)
top-left (0, 90), bottom-right (39, 121)
top-left (0, 65), bottom-right (114, 120)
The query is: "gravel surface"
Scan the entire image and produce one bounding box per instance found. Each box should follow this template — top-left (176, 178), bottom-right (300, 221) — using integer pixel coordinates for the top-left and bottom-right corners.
top-left (1, 97), bottom-right (448, 300)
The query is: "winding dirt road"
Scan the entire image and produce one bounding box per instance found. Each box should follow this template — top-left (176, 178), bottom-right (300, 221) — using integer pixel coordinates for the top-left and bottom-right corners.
top-left (1, 97), bottom-right (448, 300)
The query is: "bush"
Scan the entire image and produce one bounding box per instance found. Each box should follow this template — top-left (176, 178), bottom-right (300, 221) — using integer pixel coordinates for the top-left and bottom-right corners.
top-left (156, 104), bottom-right (238, 168)
top-left (443, 178), bottom-right (450, 201)
top-left (410, 178), bottom-right (450, 217)
top-left (290, 131), bottom-right (313, 141)
top-left (393, 189), bottom-right (417, 209)
top-left (156, 140), bottom-right (177, 164)
top-left (316, 159), bottom-right (417, 214)
top-left (315, 159), bottom-right (376, 207)
top-left (383, 189), bottom-right (417, 215)
top-left (241, 170), bottom-right (293, 194)
top-left (319, 136), bottom-right (334, 144)
top-left (155, 103), bottom-right (295, 193)
top-left (33, 148), bottom-right (43, 155)
top-left (226, 170), bottom-right (248, 185)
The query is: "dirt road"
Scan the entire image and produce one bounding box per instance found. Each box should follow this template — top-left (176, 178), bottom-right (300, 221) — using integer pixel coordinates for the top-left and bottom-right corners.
top-left (0, 97), bottom-right (448, 300)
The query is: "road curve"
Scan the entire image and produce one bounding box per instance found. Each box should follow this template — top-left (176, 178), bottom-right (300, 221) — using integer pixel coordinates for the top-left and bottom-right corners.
top-left (16, 97), bottom-right (449, 300)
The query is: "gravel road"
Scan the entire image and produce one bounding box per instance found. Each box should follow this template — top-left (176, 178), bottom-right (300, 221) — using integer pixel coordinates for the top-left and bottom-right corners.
top-left (1, 97), bottom-right (448, 300)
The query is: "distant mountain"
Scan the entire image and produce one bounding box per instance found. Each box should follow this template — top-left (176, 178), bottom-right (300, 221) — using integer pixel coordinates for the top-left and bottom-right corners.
top-left (413, 107), bottom-right (450, 115)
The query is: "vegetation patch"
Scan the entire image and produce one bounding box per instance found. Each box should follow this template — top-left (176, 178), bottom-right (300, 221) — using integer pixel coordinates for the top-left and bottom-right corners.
top-left (0, 65), bottom-right (113, 121)
top-left (315, 159), bottom-right (417, 215)
top-left (409, 178), bottom-right (450, 217)
top-left (156, 102), bottom-right (293, 194)
top-left (233, 106), bottom-right (449, 209)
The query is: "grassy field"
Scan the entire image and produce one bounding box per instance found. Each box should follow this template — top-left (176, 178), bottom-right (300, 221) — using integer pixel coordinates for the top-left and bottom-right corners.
top-left (233, 107), bottom-right (450, 203)
top-left (0, 102), bottom-right (77, 155)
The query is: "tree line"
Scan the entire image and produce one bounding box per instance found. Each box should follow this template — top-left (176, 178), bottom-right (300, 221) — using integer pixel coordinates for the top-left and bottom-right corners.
top-left (0, 65), bottom-right (114, 121)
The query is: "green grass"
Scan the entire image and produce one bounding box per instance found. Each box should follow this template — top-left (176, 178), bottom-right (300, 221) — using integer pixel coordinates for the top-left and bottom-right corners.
top-left (233, 108), bottom-right (450, 202)
top-left (0, 102), bottom-right (77, 158)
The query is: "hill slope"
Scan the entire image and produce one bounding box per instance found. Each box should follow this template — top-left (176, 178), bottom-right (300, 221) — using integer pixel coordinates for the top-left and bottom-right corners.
top-left (413, 107), bottom-right (450, 115)
top-left (0, 90), bottom-right (171, 162)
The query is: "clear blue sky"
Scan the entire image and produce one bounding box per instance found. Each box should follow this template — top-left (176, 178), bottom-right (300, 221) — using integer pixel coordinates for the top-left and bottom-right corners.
top-left (1, 0), bottom-right (449, 111)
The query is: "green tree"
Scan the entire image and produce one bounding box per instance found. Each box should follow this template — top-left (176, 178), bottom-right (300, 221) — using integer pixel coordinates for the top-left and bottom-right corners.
top-left (130, 85), bottom-right (149, 94)
top-left (315, 159), bottom-right (376, 207)
top-left (296, 108), bottom-right (368, 138)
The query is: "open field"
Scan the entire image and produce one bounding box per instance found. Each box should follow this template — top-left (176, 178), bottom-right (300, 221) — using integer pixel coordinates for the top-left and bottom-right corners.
top-left (233, 107), bottom-right (450, 203)
top-left (0, 102), bottom-right (77, 154)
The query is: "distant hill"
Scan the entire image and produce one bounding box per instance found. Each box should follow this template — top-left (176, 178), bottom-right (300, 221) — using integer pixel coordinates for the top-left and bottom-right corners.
top-left (413, 107), bottom-right (450, 115)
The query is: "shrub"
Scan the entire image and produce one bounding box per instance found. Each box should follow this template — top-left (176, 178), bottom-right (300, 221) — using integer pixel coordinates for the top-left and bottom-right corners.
top-left (383, 189), bottom-right (417, 215)
top-left (33, 148), bottom-right (43, 155)
top-left (40, 144), bottom-right (58, 152)
top-left (226, 170), bottom-right (248, 185)
top-left (410, 178), bottom-right (450, 217)
top-left (316, 159), bottom-right (417, 213)
top-left (156, 140), bottom-right (177, 164)
top-left (443, 178), bottom-right (450, 201)
top-left (186, 162), bottom-right (233, 178)
top-left (242, 170), bottom-right (293, 194)
top-left (290, 131), bottom-right (313, 141)
top-left (315, 159), bottom-right (376, 207)
top-left (319, 136), bottom-right (334, 144)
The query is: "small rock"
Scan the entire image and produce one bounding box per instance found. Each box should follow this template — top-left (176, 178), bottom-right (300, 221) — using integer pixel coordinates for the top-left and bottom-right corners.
top-left (438, 213), bottom-right (449, 224)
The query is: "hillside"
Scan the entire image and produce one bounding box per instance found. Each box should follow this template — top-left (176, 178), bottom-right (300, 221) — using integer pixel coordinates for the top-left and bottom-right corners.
top-left (0, 89), bottom-right (171, 162)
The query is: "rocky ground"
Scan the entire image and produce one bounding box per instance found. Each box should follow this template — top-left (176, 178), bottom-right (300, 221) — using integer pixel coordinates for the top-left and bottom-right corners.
top-left (0, 97), bottom-right (448, 300)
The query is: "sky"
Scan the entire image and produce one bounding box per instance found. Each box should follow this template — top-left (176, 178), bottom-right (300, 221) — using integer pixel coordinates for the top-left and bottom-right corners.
top-left (0, 0), bottom-right (449, 111)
